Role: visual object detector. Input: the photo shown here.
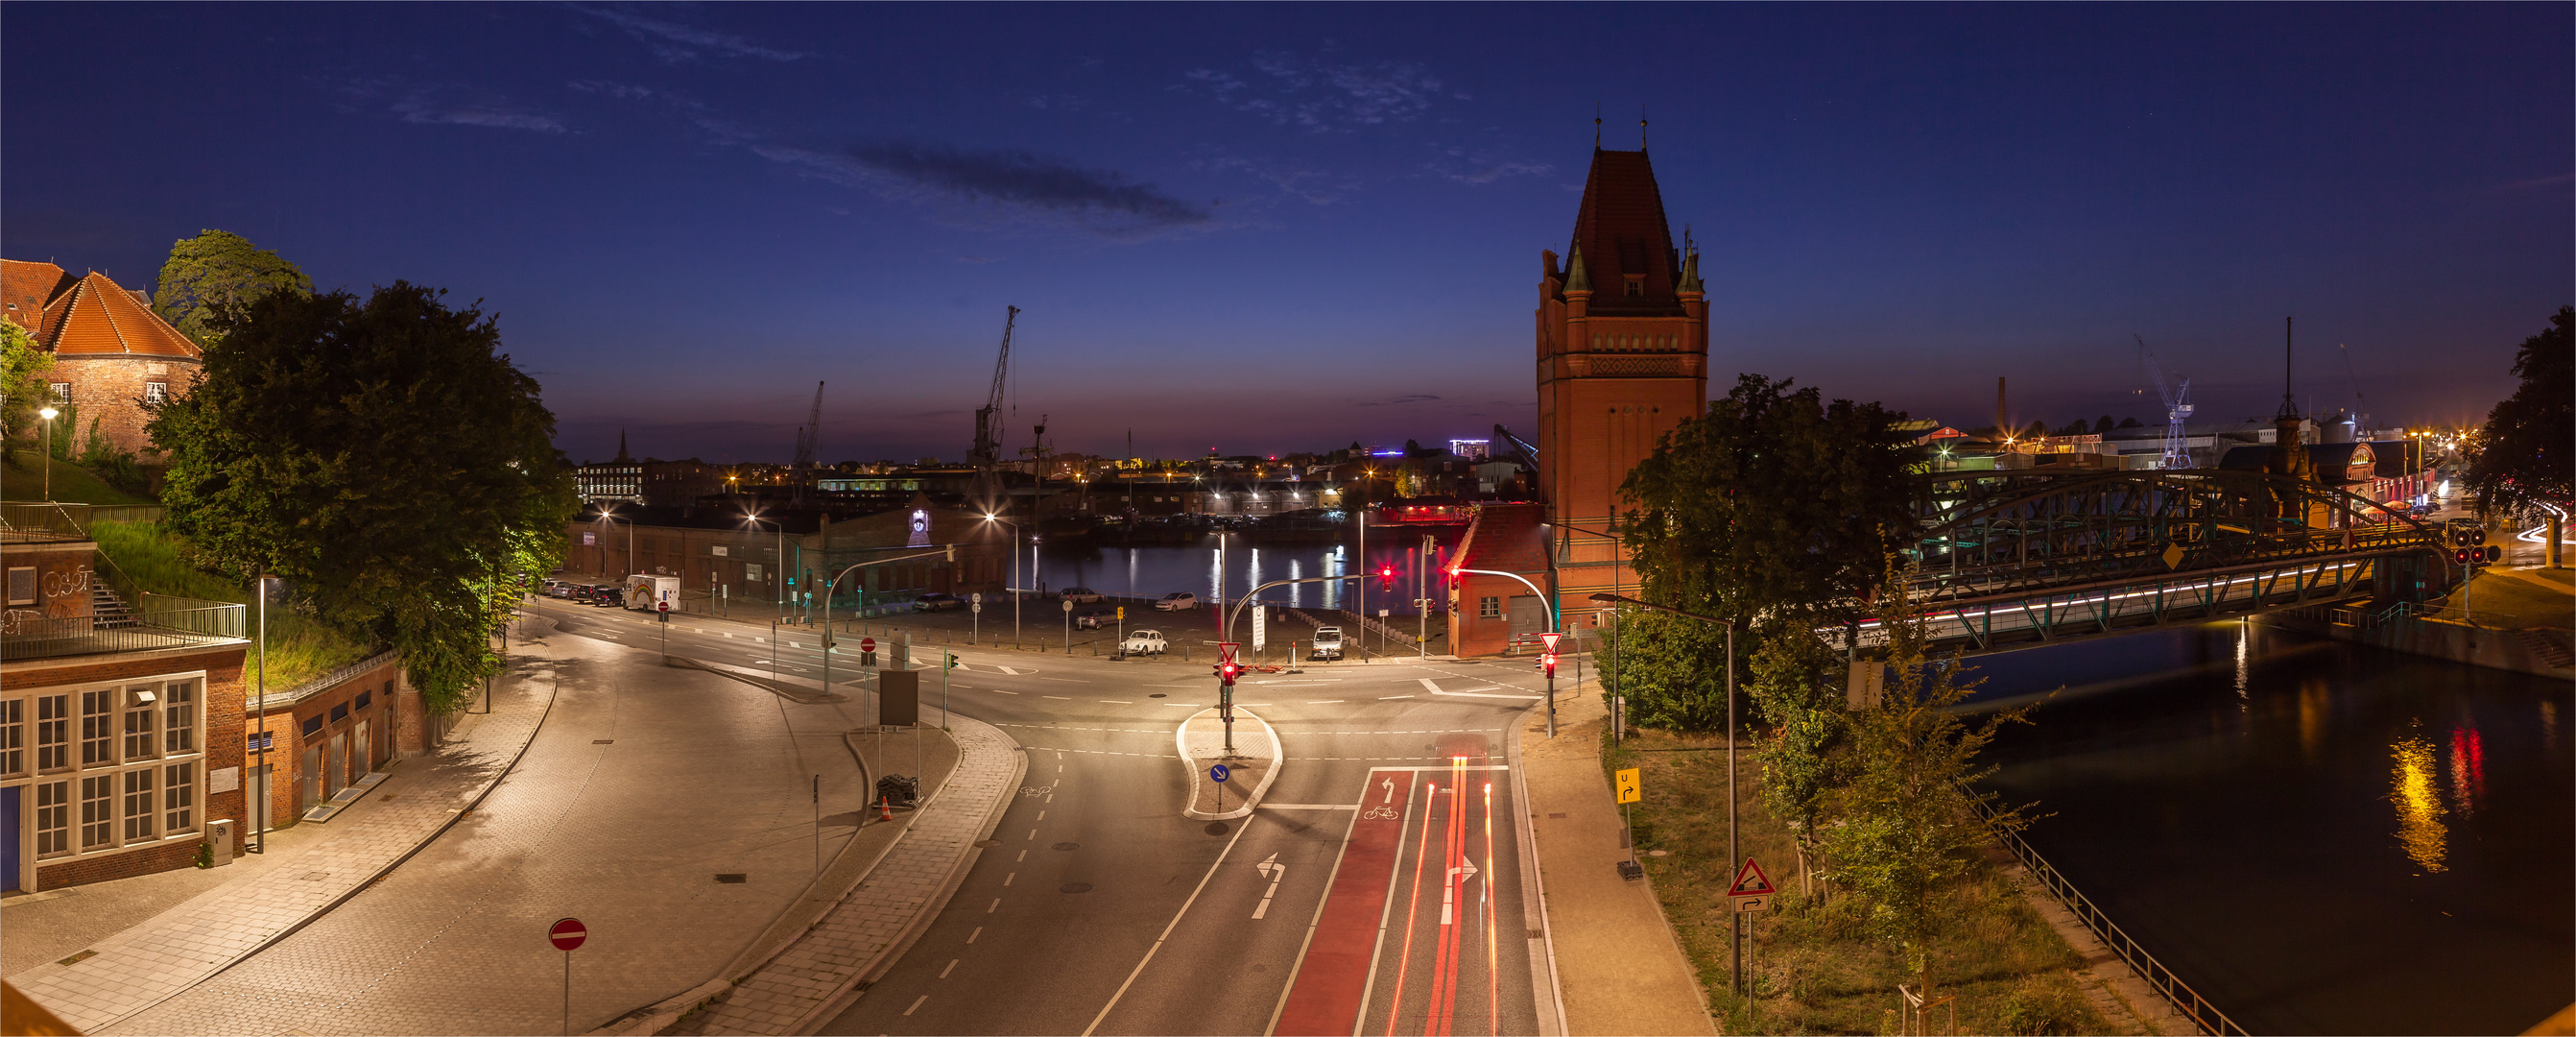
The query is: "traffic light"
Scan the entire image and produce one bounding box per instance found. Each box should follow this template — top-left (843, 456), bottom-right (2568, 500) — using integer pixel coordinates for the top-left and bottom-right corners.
top-left (944, 652), bottom-right (960, 670)
top-left (1216, 661), bottom-right (1242, 687)
top-left (1541, 652), bottom-right (1557, 679)
top-left (2456, 547), bottom-right (2474, 566)
top-left (1379, 565), bottom-right (1395, 592)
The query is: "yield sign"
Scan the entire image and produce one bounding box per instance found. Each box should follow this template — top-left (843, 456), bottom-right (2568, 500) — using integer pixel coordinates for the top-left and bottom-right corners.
top-left (1218, 641), bottom-right (1239, 665)
top-left (1539, 631), bottom-right (1562, 654)
top-left (1727, 857), bottom-right (1775, 898)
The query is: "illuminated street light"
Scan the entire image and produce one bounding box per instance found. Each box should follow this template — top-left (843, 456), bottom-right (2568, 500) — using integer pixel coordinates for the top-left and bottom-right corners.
top-left (36, 405), bottom-right (58, 499)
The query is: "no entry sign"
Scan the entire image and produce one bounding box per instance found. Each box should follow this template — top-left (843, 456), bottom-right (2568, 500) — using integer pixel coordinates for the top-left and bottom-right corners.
top-left (549, 917), bottom-right (587, 952)
top-left (859, 638), bottom-right (877, 653)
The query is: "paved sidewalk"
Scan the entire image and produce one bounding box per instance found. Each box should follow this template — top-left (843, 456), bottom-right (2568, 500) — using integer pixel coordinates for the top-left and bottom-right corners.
top-left (1180, 707), bottom-right (1277, 819)
top-left (8, 634), bottom-right (559, 1035)
top-left (677, 710), bottom-right (1022, 1036)
top-left (1519, 686), bottom-right (1718, 1037)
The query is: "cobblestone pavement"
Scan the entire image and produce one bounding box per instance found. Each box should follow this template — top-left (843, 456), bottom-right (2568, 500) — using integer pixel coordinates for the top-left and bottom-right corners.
top-left (680, 711), bottom-right (1020, 1036)
top-left (10, 646), bottom-right (557, 1035)
top-left (100, 617), bottom-right (878, 1036)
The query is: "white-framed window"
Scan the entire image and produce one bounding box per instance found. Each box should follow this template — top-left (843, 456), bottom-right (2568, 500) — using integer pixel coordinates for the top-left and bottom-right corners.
top-left (0, 698), bottom-right (21, 777)
top-left (80, 774), bottom-right (114, 849)
top-left (35, 693), bottom-right (68, 771)
top-left (144, 381), bottom-right (167, 403)
top-left (121, 767), bottom-right (156, 842)
top-left (81, 689), bottom-right (115, 766)
top-left (163, 681), bottom-right (197, 755)
top-left (48, 382), bottom-right (69, 402)
top-left (123, 687), bottom-right (158, 761)
top-left (6, 566), bottom-right (32, 606)
top-left (164, 761), bottom-right (197, 834)
top-left (1479, 595), bottom-right (1501, 620)
top-left (35, 780), bottom-right (70, 856)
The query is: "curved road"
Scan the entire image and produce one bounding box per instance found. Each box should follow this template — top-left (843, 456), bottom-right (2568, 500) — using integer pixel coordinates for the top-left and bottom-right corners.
top-left (528, 598), bottom-right (1559, 1037)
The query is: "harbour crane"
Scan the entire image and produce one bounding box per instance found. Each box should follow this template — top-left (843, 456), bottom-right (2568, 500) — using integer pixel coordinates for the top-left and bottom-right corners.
top-left (791, 381), bottom-right (823, 502)
top-left (971, 306), bottom-right (1018, 510)
top-left (2137, 336), bottom-right (2194, 470)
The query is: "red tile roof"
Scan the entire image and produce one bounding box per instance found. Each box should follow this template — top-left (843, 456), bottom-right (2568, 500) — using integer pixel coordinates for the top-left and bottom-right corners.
top-left (2, 259), bottom-right (74, 336)
top-left (1565, 149), bottom-right (1685, 317)
top-left (1453, 502), bottom-right (1550, 575)
top-left (38, 271), bottom-right (200, 359)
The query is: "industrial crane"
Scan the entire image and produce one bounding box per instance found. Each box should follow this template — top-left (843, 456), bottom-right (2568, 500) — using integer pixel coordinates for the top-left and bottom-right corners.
top-left (791, 381), bottom-right (823, 502)
top-left (971, 306), bottom-right (1018, 509)
top-left (2137, 336), bottom-right (2194, 470)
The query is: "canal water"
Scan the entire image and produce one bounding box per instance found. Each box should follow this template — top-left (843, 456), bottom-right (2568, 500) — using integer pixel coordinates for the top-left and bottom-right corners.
top-left (1029, 533), bottom-right (1459, 614)
top-left (1967, 622), bottom-right (2572, 1035)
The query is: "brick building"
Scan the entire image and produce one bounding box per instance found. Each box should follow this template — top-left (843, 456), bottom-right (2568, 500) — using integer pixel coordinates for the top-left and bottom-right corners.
top-left (3, 523), bottom-right (248, 892)
top-left (1447, 142), bottom-right (1709, 652)
top-left (2, 260), bottom-right (203, 461)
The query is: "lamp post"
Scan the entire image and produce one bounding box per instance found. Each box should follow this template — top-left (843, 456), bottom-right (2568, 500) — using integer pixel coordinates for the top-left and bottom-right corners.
top-left (596, 505), bottom-right (632, 585)
top-left (36, 405), bottom-right (57, 500)
top-left (252, 575), bottom-right (273, 853)
top-left (1590, 591), bottom-right (1741, 995)
top-left (1452, 566), bottom-right (1559, 735)
top-left (982, 514), bottom-right (1024, 645)
top-left (745, 512), bottom-right (784, 622)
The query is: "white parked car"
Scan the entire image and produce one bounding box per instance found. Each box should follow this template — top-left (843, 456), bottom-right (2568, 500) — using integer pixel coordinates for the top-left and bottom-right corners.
top-left (1309, 627), bottom-right (1345, 661)
top-left (1059, 587), bottom-right (1104, 604)
top-left (1120, 629), bottom-right (1168, 656)
top-left (1154, 592), bottom-right (1199, 611)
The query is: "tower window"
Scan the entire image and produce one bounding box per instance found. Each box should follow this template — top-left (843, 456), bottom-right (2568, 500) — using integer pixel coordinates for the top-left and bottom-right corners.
top-left (1626, 282), bottom-right (1643, 297)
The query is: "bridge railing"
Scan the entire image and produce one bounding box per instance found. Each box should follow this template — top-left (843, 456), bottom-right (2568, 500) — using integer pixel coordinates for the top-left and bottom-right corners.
top-left (1965, 788), bottom-right (2249, 1036)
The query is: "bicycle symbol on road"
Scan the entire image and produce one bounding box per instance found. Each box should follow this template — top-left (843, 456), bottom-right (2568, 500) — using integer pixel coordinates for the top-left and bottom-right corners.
top-left (1361, 806), bottom-right (1399, 821)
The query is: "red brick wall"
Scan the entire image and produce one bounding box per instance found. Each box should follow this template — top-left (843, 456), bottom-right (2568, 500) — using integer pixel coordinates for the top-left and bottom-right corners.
top-left (45, 354), bottom-right (197, 460)
top-left (15, 641), bottom-right (250, 885)
top-left (1, 542), bottom-right (97, 619)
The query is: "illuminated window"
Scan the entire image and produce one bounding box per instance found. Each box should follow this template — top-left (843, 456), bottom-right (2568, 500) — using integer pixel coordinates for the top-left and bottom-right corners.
top-left (0, 698), bottom-right (22, 777)
top-left (35, 694), bottom-right (68, 771)
top-left (164, 761), bottom-right (197, 834)
top-left (81, 689), bottom-right (115, 766)
top-left (80, 773), bottom-right (114, 848)
top-left (122, 767), bottom-right (155, 842)
top-left (145, 381), bottom-right (167, 403)
top-left (35, 781), bottom-right (70, 856)
top-left (124, 688), bottom-right (158, 761)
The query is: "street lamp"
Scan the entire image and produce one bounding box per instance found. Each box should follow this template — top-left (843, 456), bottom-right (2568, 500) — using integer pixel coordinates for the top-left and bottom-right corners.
top-left (36, 405), bottom-right (57, 500)
top-left (983, 513), bottom-right (1024, 645)
top-left (745, 511), bottom-right (785, 621)
top-left (1588, 591), bottom-right (1744, 996)
top-left (596, 504), bottom-right (632, 585)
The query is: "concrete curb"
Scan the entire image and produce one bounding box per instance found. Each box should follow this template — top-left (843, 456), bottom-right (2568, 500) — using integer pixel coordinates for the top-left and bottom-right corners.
top-left (788, 711), bottom-right (1028, 1036)
top-left (1176, 707), bottom-right (1280, 821)
top-left (69, 614), bottom-right (565, 1036)
top-left (1509, 698), bottom-right (1570, 1037)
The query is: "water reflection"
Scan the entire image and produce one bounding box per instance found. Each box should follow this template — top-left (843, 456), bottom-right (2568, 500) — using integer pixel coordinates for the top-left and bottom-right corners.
top-left (2448, 726), bottom-right (2485, 817)
top-left (2390, 726), bottom-right (2447, 874)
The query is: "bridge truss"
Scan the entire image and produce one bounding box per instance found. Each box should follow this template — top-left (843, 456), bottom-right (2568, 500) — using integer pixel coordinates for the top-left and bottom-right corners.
top-left (1879, 470), bottom-right (2449, 653)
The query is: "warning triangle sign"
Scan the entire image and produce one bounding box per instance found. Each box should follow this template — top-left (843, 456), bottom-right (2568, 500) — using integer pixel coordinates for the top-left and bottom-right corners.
top-left (1727, 857), bottom-right (1775, 897)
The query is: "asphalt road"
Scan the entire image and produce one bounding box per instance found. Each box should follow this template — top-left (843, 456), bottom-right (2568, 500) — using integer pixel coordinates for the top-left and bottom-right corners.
top-left (524, 597), bottom-right (1560, 1037)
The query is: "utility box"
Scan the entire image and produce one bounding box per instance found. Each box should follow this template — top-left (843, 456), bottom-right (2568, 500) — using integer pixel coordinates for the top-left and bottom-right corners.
top-left (879, 668), bottom-right (919, 727)
top-left (204, 818), bottom-right (236, 867)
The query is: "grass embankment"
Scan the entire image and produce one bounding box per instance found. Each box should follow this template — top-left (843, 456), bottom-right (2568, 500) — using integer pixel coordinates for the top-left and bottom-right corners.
top-left (2433, 566), bottom-right (2573, 630)
top-left (0, 452), bottom-right (156, 505)
top-left (1603, 725), bottom-right (2112, 1036)
top-left (89, 519), bottom-right (376, 690)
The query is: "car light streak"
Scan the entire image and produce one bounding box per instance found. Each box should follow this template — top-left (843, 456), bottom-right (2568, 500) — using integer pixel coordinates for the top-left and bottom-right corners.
top-left (1484, 780), bottom-right (1499, 1036)
top-left (1383, 780), bottom-right (1438, 1035)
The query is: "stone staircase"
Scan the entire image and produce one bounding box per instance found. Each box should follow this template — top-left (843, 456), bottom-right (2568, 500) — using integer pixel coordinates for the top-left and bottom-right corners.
top-left (91, 586), bottom-right (138, 629)
top-left (2516, 627), bottom-right (2573, 670)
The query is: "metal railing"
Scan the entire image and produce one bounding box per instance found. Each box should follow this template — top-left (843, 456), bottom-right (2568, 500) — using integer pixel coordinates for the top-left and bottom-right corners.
top-left (0, 500), bottom-right (166, 536)
top-left (258, 647), bottom-right (400, 710)
top-left (1965, 789), bottom-right (2249, 1036)
top-left (1, 595), bottom-right (248, 661)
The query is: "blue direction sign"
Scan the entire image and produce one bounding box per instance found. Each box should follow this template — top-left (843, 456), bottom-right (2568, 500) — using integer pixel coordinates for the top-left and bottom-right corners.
top-left (1210, 763), bottom-right (1231, 784)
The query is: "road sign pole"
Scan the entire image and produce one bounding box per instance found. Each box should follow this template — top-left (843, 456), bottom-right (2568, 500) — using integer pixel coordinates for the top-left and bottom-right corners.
top-left (1728, 619), bottom-right (1739, 998)
top-left (562, 950), bottom-right (571, 1036)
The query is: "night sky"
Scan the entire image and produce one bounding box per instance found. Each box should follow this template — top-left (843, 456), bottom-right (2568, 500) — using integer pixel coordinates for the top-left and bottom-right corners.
top-left (6, 4), bottom-right (2566, 465)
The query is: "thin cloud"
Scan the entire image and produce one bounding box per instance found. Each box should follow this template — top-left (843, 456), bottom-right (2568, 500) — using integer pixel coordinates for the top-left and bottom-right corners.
top-left (1179, 50), bottom-right (1446, 133)
top-left (390, 84), bottom-right (565, 133)
top-left (755, 140), bottom-right (1211, 237)
top-left (572, 5), bottom-right (807, 63)
top-left (1425, 145), bottom-right (1552, 185)
top-left (1356, 394), bottom-right (1443, 407)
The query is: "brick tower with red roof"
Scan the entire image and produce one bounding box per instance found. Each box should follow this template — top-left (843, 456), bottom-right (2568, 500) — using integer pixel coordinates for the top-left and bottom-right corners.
top-left (3, 260), bottom-right (203, 461)
top-left (1536, 145), bottom-right (1707, 617)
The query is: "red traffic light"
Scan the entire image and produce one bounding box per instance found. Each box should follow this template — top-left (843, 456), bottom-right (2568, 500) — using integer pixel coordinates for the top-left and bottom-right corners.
top-left (1216, 662), bottom-right (1242, 685)
top-left (1541, 652), bottom-right (1558, 677)
top-left (1379, 565), bottom-right (1395, 591)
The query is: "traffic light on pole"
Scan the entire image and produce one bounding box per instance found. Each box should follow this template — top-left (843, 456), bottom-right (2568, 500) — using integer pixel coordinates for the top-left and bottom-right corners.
top-left (1379, 565), bottom-right (1395, 592)
top-left (1542, 652), bottom-right (1557, 678)
top-left (1217, 661), bottom-right (1242, 686)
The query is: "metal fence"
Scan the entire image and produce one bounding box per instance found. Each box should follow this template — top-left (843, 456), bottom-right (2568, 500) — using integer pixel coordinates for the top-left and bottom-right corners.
top-left (2, 595), bottom-right (247, 661)
top-left (1965, 789), bottom-right (2249, 1036)
top-left (0, 501), bottom-right (166, 535)
top-left (258, 647), bottom-right (400, 711)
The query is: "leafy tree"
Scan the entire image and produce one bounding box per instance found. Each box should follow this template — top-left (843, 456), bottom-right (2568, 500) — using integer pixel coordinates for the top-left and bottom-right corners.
top-left (152, 229), bottom-right (313, 348)
top-left (2116, 417), bottom-right (2144, 429)
top-left (1746, 625), bottom-right (1849, 894)
top-left (2464, 305), bottom-right (2572, 518)
top-left (1, 320), bottom-right (52, 462)
top-left (1820, 560), bottom-right (2029, 1004)
top-left (151, 282), bottom-right (574, 712)
top-left (1599, 609), bottom-right (1730, 731)
top-left (1620, 373), bottom-right (1917, 637)
top-left (2020, 419), bottom-right (2049, 440)
top-left (2093, 415), bottom-right (2115, 434)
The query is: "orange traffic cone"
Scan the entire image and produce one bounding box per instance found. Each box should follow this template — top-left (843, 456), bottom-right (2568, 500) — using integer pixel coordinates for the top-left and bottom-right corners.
top-left (879, 794), bottom-right (894, 822)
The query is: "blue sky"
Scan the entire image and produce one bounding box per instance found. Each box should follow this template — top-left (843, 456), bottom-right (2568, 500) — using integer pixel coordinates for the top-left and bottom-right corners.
top-left (6, 3), bottom-right (2566, 464)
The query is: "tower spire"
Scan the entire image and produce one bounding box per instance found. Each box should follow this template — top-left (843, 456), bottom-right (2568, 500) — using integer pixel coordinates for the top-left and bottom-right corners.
top-left (616, 427), bottom-right (631, 462)
top-left (2276, 317), bottom-right (2299, 420)
top-left (1593, 104), bottom-right (1602, 149)
top-left (1640, 106), bottom-right (1648, 150)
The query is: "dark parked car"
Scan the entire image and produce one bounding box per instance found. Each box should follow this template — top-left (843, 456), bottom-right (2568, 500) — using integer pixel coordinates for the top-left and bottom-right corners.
top-left (914, 592), bottom-right (965, 612)
top-left (1074, 609), bottom-right (1114, 630)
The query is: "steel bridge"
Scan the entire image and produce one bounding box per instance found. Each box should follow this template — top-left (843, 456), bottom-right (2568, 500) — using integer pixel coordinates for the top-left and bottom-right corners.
top-left (1866, 469), bottom-right (2452, 654)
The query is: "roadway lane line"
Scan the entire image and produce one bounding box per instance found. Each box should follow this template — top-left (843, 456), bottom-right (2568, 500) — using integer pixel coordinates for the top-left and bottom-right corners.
top-left (1004, 873), bottom-right (1014, 886)
top-left (1417, 678), bottom-right (1443, 693)
top-left (986, 900), bottom-right (999, 914)
top-left (1260, 804), bottom-right (1360, 811)
top-left (1379, 694), bottom-right (1415, 700)
top-left (1040, 677), bottom-right (1092, 684)
top-left (1100, 699), bottom-right (1133, 704)
top-left (1079, 816), bottom-right (1256, 1036)
top-left (1431, 689), bottom-right (1541, 701)
top-left (968, 926), bottom-right (984, 941)
top-left (1307, 700), bottom-right (1345, 704)
top-left (940, 959), bottom-right (958, 979)
top-left (905, 995), bottom-right (928, 1016)
top-left (1042, 695), bottom-right (1073, 700)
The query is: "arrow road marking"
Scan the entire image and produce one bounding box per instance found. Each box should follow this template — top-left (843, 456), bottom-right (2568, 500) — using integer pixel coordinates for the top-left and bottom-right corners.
top-left (1381, 778), bottom-right (1397, 804)
top-left (1442, 859), bottom-right (1481, 926)
top-left (1253, 853), bottom-right (1287, 919)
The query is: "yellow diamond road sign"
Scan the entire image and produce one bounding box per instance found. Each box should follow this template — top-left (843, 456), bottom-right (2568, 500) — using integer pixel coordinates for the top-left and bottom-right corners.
top-left (2161, 543), bottom-right (2185, 570)
top-left (1614, 767), bottom-right (1641, 804)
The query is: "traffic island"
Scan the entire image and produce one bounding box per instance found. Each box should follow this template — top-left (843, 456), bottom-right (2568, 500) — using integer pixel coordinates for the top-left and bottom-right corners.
top-left (1176, 707), bottom-right (1277, 820)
